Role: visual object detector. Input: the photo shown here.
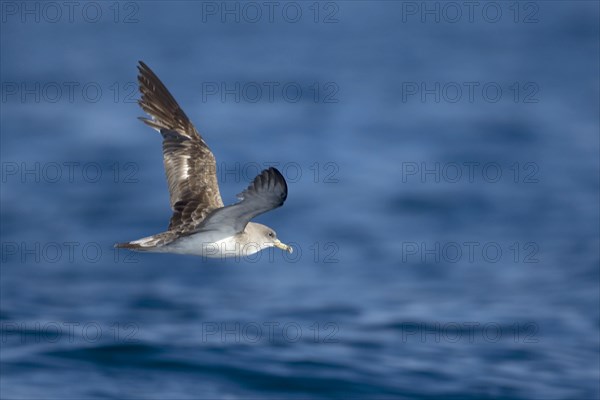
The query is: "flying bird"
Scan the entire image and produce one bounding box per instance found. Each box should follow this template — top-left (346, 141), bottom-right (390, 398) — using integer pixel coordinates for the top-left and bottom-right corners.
top-left (116, 61), bottom-right (292, 258)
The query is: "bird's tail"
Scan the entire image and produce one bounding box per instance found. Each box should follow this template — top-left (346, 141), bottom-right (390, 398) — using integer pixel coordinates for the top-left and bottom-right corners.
top-left (114, 232), bottom-right (175, 251)
top-left (114, 241), bottom-right (145, 250)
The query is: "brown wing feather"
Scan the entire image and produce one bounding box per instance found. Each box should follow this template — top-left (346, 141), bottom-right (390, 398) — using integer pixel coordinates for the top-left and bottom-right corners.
top-left (137, 61), bottom-right (224, 233)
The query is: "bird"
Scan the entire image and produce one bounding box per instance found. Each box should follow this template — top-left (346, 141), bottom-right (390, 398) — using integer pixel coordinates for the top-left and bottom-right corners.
top-left (115, 61), bottom-right (292, 258)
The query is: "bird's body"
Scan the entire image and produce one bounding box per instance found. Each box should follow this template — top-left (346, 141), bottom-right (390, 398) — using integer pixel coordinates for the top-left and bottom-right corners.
top-left (124, 223), bottom-right (277, 258)
top-left (116, 62), bottom-right (292, 257)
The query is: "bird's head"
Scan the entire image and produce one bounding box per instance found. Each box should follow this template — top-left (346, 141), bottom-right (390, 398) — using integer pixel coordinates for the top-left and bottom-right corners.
top-left (249, 223), bottom-right (293, 254)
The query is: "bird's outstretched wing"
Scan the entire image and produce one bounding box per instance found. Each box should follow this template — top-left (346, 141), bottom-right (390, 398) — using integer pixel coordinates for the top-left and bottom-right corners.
top-left (137, 61), bottom-right (224, 233)
top-left (198, 168), bottom-right (288, 235)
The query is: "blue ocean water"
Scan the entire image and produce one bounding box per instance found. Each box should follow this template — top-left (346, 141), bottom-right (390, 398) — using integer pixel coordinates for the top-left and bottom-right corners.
top-left (1, 1), bottom-right (599, 399)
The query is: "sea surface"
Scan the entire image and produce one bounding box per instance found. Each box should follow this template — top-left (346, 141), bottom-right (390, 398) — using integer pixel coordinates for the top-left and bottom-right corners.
top-left (1, 2), bottom-right (599, 399)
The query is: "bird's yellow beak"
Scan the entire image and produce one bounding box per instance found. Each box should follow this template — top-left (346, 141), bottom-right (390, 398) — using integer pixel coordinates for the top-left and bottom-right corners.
top-left (273, 239), bottom-right (293, 254)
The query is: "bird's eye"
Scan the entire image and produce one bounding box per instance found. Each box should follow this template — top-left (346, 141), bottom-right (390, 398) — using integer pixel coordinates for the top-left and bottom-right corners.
top-left (268, 232), bottom-right (274, 237)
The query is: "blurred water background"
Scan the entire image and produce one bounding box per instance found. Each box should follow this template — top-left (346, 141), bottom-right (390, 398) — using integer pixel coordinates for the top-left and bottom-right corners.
top-left (1, 1), bottom-right (599, 399)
